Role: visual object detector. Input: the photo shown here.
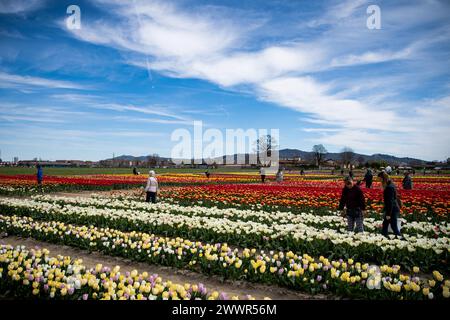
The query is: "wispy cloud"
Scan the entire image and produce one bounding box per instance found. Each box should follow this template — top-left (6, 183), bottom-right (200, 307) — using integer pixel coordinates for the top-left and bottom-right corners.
top-left (0, 72), bottom-right (90, 90)
top-left (0, 0), bottom-right (45, 14)
top-left (1, 0), bottom-right (449, 160)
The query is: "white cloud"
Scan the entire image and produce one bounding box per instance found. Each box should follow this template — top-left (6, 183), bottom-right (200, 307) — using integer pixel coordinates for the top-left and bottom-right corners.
top-left (0, 72), bottom-right (89, 90)
top-left (258, 76), bottom-right (399, 131)
top-left (58, 0), bottom-right (450, 159)
top-left (0, 0), bottom-right (44, 14)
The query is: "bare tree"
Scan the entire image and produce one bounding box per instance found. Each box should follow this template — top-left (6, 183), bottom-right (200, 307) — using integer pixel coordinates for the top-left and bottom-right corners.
top-left (147, 153), bottom-right (160, 167)
top-left (340, 147), bottom-right (355, 167)
top-left (312, 144), bottom-right (327, 167)
top-left (357, 155), bottom-right (365, 167)
top-left (254, 135), bottom-right (278, 166)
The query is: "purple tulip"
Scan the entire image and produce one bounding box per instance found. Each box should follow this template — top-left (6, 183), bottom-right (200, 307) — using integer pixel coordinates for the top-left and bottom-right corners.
top-left (219, 292), bottom-right (228, 300)
top-left (317, 275), bottom-right (322, 282)
top-left (43, 284), bottom-right (49, 291)
top-left (68, 287), bottom-right (75, 295)
top-left (82, 294), bottom-right (88, 300)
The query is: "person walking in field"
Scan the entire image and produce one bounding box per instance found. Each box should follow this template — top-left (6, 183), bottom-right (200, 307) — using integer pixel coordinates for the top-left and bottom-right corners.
top-left (276, 168), bottom-right (284, 182)
top-left (402, 172), bottom-right (413, 190)
top-left (260, 167), bottom-right (266, 183)
top-left (363, 168), bottom-right (373, 188)
top-left (378, 171), bottom-right (403, 238)
top-left (145, 170), bottom-right (158, 203)
top-left (338, 176), bottom-right (366, 233)
top-left (349, 169), bottom-right (354, 179)
top-left (36, 164), bottom-right (43, 186)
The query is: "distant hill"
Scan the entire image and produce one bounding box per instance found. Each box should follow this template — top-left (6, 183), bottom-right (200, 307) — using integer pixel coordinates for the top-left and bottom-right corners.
top-left (278, 149), bottom-right (425, 165)
top-left (103, 149), bottom-right (427, 166)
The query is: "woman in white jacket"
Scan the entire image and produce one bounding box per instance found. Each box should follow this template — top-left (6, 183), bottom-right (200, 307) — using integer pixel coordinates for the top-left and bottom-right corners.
top-left (145, 170), bottom-right (158, 203)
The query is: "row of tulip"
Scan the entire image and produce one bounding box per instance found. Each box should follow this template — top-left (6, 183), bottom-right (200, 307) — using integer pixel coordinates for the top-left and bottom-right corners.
top-left (28, 195), bottom-right (449, 238)
top-left (0, 215), bottom-right (448, 299)
top-left (0, 198), bottom-right (447, 272)
top-left (0, 245), bottom-right (262, 300)
top-left (158, 183), bottom-right (449, 222)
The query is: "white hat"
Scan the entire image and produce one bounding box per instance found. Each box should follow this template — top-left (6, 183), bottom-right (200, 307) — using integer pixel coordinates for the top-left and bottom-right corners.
top-left (149, 170), bottom-right (155, 176)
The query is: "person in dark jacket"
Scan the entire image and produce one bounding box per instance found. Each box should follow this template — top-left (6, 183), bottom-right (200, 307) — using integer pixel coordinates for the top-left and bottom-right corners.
top-left (338, 176), bottom-right (366, 233)
top-left (36, 164), bottom-right (43, 186)
top-left (363, 168), bottom-right (373, 188)
top-left (378, 171), bottom-right (402, 238)
top-left (348, 170), bottom-right (354, 179)
top-left (402, 172), bottom-right (412, 190)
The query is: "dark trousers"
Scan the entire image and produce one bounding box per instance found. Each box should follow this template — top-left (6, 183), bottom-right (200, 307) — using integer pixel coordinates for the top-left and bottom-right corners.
top-left (261, 175), bottom-right (266, 183)
top-left (382, 211), bottom-right (401, 236)
top-left (146, 192), bottom-right (157, 203)
top-left (365, 180), bottom-right (372, 188)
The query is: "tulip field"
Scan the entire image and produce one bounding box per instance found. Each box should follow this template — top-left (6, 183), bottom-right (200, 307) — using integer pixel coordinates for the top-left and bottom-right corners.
top-left (0, 171), bottom-right (449, 300)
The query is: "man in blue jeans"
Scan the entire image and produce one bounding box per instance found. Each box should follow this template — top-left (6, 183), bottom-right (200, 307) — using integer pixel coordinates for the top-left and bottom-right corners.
top-left (36, 164), bottom-right (43, 186)
top-left (339, 176), bottom-right (366, 233)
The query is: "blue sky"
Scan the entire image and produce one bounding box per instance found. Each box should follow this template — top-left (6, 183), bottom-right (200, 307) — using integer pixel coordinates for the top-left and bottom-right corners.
top-left (0, 0), bottom-right (449, 161)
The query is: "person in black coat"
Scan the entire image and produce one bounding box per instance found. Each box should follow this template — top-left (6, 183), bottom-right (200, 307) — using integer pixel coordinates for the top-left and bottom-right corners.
top-left (402, 172), bottom-right (412, 190)
top-left (378, 171), bottom-right (402, 237)
top-left (338, 176), bottom-right (366, 233)
top-left (363, 168), bottom-right (373, 188)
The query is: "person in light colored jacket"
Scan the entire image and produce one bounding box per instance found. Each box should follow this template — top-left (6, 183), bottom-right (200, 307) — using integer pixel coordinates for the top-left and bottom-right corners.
top-left (260, 167), bottom-right (266, 183)
top-left (276, 168), bottom-right (284, 182)
top-left (145, 170), bottom-right (158, 203)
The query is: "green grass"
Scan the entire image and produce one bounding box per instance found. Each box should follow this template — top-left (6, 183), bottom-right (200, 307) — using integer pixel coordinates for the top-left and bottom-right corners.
top-left (0, 166), bottom-right (259, 176)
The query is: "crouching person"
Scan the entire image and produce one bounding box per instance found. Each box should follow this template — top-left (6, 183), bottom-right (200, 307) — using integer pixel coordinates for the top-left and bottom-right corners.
top-left (339, 176), bottom-right (366, 233)
top-left (145, 170), bottom-right (158, 203)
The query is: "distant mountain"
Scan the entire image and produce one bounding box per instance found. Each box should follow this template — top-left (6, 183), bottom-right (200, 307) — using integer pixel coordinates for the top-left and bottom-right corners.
top-left (278, 149), bottom-right (425, 165)
top-left (104, 155), bottom-right (170, 162)
top-left (102, 149), bottom-right (427, 166)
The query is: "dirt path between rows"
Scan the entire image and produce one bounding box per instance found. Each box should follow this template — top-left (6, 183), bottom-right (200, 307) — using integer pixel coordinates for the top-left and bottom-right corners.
top-left (0, 235), bottom-right (333, 300)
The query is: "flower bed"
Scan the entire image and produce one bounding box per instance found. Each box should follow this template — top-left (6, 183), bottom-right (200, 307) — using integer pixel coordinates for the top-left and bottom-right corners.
top-left (0, 244), bottom-right (261, 300)
top-left (0, 215), bottom-right (448, 299)
top-left (159, 182), bottom-right (449, 222)
top-left (0, 197), bottom-right (448, 271)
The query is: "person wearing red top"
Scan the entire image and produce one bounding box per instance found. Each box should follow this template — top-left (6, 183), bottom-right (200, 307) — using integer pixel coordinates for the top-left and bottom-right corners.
top-left (339, 176), bottom-right (366, 233)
